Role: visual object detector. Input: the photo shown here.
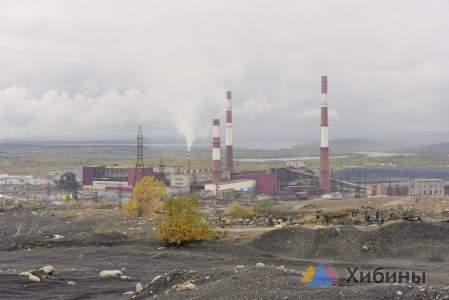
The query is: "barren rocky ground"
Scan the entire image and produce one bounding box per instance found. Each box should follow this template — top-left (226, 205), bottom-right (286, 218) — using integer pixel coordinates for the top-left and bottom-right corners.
top-left (0, 198), bottom-right (448, 299)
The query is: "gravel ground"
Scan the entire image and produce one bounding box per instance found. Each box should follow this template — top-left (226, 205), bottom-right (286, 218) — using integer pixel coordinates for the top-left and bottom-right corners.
top-left (1, 207), bottom-right (448, 299)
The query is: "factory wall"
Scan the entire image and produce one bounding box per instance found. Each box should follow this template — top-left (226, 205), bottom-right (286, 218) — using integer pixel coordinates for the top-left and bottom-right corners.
top-left (242, 170), bottom-right (265, 175)
top-left (82, 166), bottom-right (105, 186)
top-left (105, 185), bottom-right (133, 193)
top-left (93, 180), bottom-right (124, 191)
top-left (128, 167), bottom-right (154, 186)
top-left (204, 179), bottom-right (256, 196)
top-left (231, 173), bottom-right (277, 194)
top-left (170, 170), bottom-right (230, 187)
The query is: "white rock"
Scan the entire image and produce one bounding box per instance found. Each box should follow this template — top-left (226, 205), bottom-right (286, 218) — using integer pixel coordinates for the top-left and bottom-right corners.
top-left (39, 265), bottom-right (54, 274)
top-left (136, 282), bottom-right (143, 293)
top-left (255, 263), bottom-right (265, 268)
top-left (177, 283), bottom-right (196, 291)
top-left (67, 281), bottom-right (75, 286)
top-left (123, 291), bottom-right (134, 296)
top-left (99, 270), bottom-right (123, 278)
top-left (397, 291), bottom-right (403, 295)
top-left (19, 272), bottom-right (32, 277)
top-left (29, 275), bottom-right (40, 282)
top-left (152, 275), bottom-right (162, 282)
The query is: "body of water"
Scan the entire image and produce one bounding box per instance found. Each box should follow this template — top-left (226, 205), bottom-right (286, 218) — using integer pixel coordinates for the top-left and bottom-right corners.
top-left (354, 152), bottom-right (416, 157)
top-left (234, 156), bottom-right (349, 162)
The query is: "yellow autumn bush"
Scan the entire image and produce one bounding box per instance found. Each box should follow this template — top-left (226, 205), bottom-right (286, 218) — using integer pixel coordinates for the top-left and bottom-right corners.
top-left (227, 201), bottom-right (258, 218)
top-left (154, 194), bottom-right (211, 246)
top-left (122, 176), bottom-right (165, 218)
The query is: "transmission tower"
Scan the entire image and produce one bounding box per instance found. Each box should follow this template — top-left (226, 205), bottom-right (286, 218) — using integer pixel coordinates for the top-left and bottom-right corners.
top-left (409, 178), bottom-right (415, 196)
top-left (355, 177), bottom-right (361, 198)
top-left (387, 178), bottom-right (393, 196)
top-left (133, 126), bottom-right (146, 188)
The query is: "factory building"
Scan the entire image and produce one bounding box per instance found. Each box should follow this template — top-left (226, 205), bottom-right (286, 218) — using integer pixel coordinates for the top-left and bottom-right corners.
top-left (409, 179), bottom-right (444, 196)
top-left (170, 169), bottom-right (230, 188)
top-left (82, 166), bottom-right (153, 191)
top-left (231, 170), bottom-right (277, 194)
top-left (376, 182), bottom-right (409, 196)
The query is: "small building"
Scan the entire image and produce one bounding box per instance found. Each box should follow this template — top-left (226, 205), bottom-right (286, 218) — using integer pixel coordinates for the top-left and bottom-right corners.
top-left (204, 179), bottom-right (256, 196)
top-left (409, 179), bottom-right (444, 196)
top-left (377, 182), bottom-right (409, 196)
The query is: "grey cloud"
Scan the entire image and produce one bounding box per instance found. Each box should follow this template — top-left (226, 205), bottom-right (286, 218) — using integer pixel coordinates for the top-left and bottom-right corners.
top-left (0, 0), bottom-right (448, 147)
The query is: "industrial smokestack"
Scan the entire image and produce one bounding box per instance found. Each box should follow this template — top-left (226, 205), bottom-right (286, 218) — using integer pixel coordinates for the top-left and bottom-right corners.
top-left (212, 119), bottom-right (221, 183)
top-left (320, 76), bottom-right (331, 194)
top-left (225, 91), bottom-right (233, 173)
top-left (187, 151), bottom-right (191, 174)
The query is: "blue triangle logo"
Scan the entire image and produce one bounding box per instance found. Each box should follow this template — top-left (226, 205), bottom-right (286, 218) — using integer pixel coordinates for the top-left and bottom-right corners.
top-left (308, 264), bottom-right (332, 286)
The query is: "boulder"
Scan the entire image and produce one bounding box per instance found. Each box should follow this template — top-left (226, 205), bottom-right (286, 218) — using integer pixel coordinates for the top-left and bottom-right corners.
top-left (255, 263), bottom-right (265, 268)
top-left (362, 245), bottom-right (369, 251)
top-left (67, 281), bottom-right (75, 286)
top-left (39, 265), bottom-right (54, 274)
top-left (99, 270), bottom-right (123, 278)
top-left (123, 291), bottom-right (134, 296)
top-left (136, 283), bottom-right (143, 294)
top-left (19, 272), bottom-right (32, 277)
top-left (178, 283), bottom-right (196, 291)
top-left (29, 275), bottom-right (40, 282)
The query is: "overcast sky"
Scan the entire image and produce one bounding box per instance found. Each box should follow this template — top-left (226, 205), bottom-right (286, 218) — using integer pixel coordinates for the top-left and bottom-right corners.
top-left (0, 1), bottom-right (448, 148)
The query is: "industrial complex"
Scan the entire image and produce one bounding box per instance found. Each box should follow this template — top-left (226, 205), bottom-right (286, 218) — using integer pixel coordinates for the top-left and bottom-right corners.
top-left (77, 77), bottom-right (369, 202)
top-left (76, 77), bottom-right (449, 202)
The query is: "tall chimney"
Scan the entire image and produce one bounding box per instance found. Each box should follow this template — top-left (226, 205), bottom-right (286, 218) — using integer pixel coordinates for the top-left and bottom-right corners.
top-left (187, 151), bottom-right (191, 174)
top-left (212, 119), bottom-right (221, 183)
top-left (320, 76), bottom-right (331, 194)
top-left (225, 91), bottom-right (233, 173)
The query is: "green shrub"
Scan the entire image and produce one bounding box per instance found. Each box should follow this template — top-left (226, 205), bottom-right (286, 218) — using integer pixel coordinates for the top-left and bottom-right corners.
top-left (155, 194), bottom-right (211, 246)
top-left (253, 199), bottom-right (281, 216)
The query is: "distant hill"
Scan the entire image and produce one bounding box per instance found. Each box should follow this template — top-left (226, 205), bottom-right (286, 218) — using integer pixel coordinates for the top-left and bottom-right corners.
top-left (399, 142), bottom-right (449, 154)
top-left (292, 138), bottom-right (409, 155)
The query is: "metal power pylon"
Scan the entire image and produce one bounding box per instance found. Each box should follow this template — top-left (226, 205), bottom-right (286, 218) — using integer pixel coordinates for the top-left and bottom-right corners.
top-left (133, 126), bottom-right (145, 188)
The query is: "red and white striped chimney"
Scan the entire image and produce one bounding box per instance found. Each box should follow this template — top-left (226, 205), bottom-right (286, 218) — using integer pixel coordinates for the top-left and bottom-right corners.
top-left (187, 151), bottom-right (191, 174)
top-left (225, 91), bottom-right (233, 173)
top-left (320, 76), bottom-right (331, 194)
top-left (212, 119), bottom-right (221, 183)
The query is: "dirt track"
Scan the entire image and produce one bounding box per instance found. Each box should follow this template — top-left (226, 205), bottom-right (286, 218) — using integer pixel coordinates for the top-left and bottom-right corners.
top-left (1, 206), bottom-right (449, 299)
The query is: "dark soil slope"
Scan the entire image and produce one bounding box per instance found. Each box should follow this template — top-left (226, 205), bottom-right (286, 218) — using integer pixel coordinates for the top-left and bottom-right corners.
top-left (249, 222), bottom-right (449, 262)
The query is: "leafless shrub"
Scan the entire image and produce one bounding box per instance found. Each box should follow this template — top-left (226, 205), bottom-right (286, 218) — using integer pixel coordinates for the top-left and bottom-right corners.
top-left (14, 220), bottom-right (23, 235)
top-left (12, 219), bottom-right (46, 235)
top-left (28, 220), bottom-right (45, 235)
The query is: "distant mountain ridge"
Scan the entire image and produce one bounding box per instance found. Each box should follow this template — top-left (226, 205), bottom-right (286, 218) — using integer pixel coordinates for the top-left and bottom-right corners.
top-left (399, 142), bottom-right (449, 154)
top-left (2, 139), bottom-right (449, 160)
